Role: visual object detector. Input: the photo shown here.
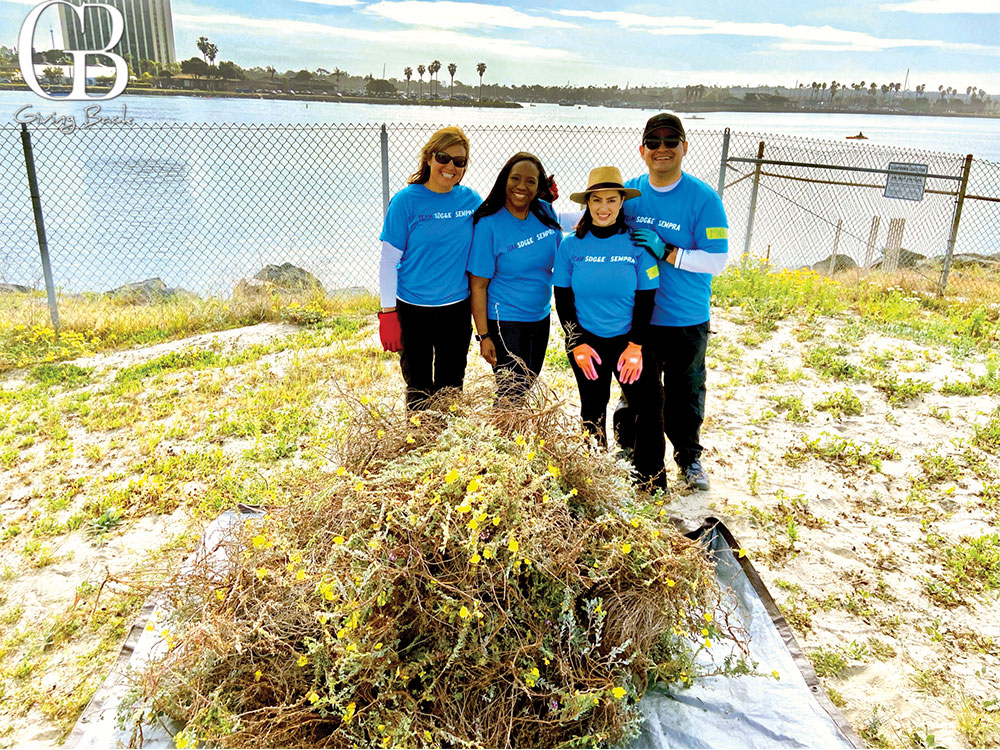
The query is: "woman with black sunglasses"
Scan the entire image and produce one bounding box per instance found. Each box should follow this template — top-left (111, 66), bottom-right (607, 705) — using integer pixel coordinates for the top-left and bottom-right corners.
top-left (378, 126), bottom-right (481, 410)
top-left (467, 152), bottom-right (560, 403)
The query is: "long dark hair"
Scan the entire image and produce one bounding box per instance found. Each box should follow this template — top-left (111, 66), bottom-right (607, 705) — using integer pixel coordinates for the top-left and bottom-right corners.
top-left (473, 152), bottom-right (560, 230)
top-left (407, 126), bottom-right (470, 185)
top-left (574, 190), bottom-right (630, 238)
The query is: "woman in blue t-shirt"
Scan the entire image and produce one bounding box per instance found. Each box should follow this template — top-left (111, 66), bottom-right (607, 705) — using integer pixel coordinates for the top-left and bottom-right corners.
top-left (378, 126), bottom-right (482, 410)
top-left (467, 152), bottom-right (560, 402)
top-left (553, 166), bottom-right (666, 489)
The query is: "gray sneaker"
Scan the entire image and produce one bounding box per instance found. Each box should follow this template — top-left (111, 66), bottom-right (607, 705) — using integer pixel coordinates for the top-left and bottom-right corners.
top-left (681, 461), bottom-right (710, 491)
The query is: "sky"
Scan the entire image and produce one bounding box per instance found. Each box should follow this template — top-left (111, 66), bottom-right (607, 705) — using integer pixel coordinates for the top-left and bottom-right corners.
top-left (1, 0), bottom-right (998, 92)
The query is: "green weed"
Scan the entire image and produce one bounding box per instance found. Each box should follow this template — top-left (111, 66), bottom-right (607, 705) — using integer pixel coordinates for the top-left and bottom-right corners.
top-left (784, 433), bottom-right (898, 473)
top-left (815, 388), bottom-right (864, 418)
top-left (870, 372), bottom-right (933, 406)
top-left (28, 363), bottom-right (91, 388)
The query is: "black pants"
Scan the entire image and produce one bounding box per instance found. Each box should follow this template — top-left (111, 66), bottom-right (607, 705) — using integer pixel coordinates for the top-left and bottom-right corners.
top-left (620, 321), bottom-right (708, 467)
top-left (570, 332), bottom-right (665, 487)
top-left (487, 316), bottom-right (549, 403)
top-left (397, 297), bottom-right (472, 410)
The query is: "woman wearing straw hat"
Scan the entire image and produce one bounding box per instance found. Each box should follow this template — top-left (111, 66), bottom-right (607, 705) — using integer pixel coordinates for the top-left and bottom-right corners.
top-left (467, 152), bottom-right (560, 402)
top-left (552, 166), bottom-right (666, 489)
top-left (377, 126), bottom-right (481, 410)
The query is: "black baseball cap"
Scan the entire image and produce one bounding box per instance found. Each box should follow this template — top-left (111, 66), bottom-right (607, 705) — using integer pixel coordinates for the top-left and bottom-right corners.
top-left (643, 112), bottom-right (686, 140)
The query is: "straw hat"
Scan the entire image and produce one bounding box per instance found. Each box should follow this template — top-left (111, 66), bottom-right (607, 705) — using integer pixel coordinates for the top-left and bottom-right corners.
top-left (568, 166), bottom-right (642, 204)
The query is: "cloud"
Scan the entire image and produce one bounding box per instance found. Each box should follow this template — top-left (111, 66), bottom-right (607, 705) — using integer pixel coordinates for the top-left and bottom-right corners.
top-left (879, 0), bottom-right (998, 12)
top-left (172, 11), bottom-right (578, 61)
top-left (554, 10), bottom-right (998, 53)
top-left (365, 1), bottom-right (578, 29)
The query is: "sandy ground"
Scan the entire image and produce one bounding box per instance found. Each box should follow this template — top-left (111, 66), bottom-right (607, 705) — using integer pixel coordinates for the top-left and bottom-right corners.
top-left (1, 310), bottom-right (998, 748)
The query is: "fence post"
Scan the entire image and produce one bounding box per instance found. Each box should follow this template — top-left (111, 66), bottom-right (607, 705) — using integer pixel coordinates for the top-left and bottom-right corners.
top-left (938, 154), bottom-right (973, 295)
top-left (863, 216), bottom-right (880, 270)
top-left (20, 124), bottom-right (59, 332)
top-left (717, 127), bottom-right (730, 199)
top-left (828, 219), bottom-right (842, 276)
top-left (380, 124), bottom-right (390, 217)
top-left (742, 141), bottom-right (765, 260)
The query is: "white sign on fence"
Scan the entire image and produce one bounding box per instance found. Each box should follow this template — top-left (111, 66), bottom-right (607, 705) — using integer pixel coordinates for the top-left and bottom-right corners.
top-left (884, 162), bottom-right (928, 201)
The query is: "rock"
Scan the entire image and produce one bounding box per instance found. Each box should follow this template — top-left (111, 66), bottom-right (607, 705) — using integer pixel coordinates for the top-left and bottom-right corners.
top-left (810, 254), bottom-right (857, 273)
top-left (252, 263), bottom-right (324, 294)
top-left (917, 253), bottom-right (1000, 270)
top-left (873, 248), bottom-right (926, 269)
top-left (328, 286), bottom-right (372, 302)
top-left (106, 278), bottom-right (199, 304)
top-left (0, 283), bottom-right (32, 294)
top-left (233, 278), bottom-right (277, 298)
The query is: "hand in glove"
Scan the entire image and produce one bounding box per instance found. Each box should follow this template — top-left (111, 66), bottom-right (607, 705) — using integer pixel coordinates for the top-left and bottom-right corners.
top-left (616, 342), bottom-right (643, 385)
top-left (631, 228), bottom-right (671, 261)
top-left (572, 343), bottom-right (602, 380)
top-left (378, 310), bottom-right (402, 352)
top-left (547, 174), bottom-right (559, 200)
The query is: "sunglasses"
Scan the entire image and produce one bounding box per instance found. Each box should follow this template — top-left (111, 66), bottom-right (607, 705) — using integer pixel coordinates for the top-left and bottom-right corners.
top-left (643, 136), bottom-right (683, 150)
top-left (433, 152), bottom-right (468, 168)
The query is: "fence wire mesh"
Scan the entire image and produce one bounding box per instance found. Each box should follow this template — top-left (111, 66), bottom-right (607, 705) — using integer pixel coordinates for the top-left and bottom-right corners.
top-left (2, 122), bottom-right (998, 303)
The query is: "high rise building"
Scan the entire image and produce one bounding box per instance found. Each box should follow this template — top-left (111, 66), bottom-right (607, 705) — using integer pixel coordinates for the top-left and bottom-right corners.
top-left (58, 0), bottom-right (176, 67)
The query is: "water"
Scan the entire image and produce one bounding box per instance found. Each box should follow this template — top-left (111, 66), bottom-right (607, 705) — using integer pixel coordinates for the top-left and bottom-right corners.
top-left (3, 91), bottom-right (998, 296)
top-left (6, 92), bottom-right (999, 160)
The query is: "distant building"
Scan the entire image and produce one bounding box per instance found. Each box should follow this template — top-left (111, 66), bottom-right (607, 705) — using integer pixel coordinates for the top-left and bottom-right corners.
top-left (58, 0), bottom-right (176, 67)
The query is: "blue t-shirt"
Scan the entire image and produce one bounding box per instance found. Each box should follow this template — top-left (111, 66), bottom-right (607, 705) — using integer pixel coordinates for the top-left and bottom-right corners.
top-left (379, 183), bottom-right (482, 306)
top-left (624, 173), bottom-right (728, 327)
top-left (467, 204), bottom-right (561, 322)
top-left (552, 231), bottom-right (660, 338)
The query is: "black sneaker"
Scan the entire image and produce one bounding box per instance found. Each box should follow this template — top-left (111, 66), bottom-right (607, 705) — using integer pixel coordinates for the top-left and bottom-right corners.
top-left (681, 461), bottom-right (710, 491)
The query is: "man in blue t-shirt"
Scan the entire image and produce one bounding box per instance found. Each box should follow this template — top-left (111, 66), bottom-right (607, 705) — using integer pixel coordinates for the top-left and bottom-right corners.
top-left (622, 113), bottom-right (729, 491)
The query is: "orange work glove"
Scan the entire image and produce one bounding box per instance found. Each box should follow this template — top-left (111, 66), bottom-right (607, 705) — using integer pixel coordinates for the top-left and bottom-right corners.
top-left (616, 342), bottom-right (642, 385)
top-left (572, 343), bottom-right (602, 380)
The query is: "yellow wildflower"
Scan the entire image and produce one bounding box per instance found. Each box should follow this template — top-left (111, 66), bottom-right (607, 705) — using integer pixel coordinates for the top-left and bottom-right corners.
top-left (570, 488), bottom-right (578, 496)
top-left (630, 518), bottom-right (640, 527)
top-left (515, 435), bottom-right (526, 446)
top-left (508, 538), bottom-right (519, 553)
top-left (296, 569), bottom-right (306, 581)
top-left (377, 429), bottom-right (385, 438)
top-left (355, 482), bottom-right (364, 492)
top-left (703, 612), bottom-right (713, 622)
top-left (336, 467), bottom-right (347, 476)
top-left (701, 628), bottom-right (709, 636)
top-left (445, 469), bottom-right (460, 483)
top-left (526, 451), bottom-right (536, 460)
top-left (254, 669), bottom-right (262, 682)
top-left (449, 403), bottom-right (458, 412)
top-left (306, 690), bottom-right (319, 704)
top-left (456, 501), bottom-right (472, 513)
top-left (612, 687), bottom-right (626, 700)
top-left (459, 606), bottom-right (470, 619)
top-left (297, 655), bottom-right (308, 667)
top-left (772, 670), bottom-right (781, 680)
top-left (334, 535), bottom-right (345, 544)
top-left (359, 395), bottom-right (370, 405)
top-left (483, 547), bottom-right (494, 560)
top-left (469, 553), bottom-right (481, 564)
top-left (492, 515), bottom-right (500, 526)
top-left (255, 567), bottom-right (268, 580)
top-left (406, 435), bottom-right (415, 444)
top-left (738, 548), bottom-right (748, 558)
top-left (252, 534), bottom-right (268, 549)
top-left (424, 730), bottom-right (433, 741)
top-left (216, 589), bottom-right (225, 600)
top-left (547, 464), bottom-right (560, 478)
top-left (410, 415), bottom-right (421, 426)
top-left (467, 477), bottom-right (482, 493)
top-left (622, 543), bottom-right (632, 554)
top-left (375, 642), bottom-right (383, 649)
top-left (468, 518), bottom-right (479, 531)
top-left (704, 639), bottom-right (712, 648)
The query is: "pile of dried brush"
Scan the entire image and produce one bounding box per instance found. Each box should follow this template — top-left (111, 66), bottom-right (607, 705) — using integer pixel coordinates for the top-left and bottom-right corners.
top-left (128, 381), bottom-right (745, 748)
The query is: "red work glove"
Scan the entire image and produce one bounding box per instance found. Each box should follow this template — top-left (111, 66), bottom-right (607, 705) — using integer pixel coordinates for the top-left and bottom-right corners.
top-left (617, 342), bottom-right (642, 385)
top-left (547, 174), bottom-right (559, 200)
top-left (572, 343), bottom-right (601, 380)
top-left (378, 310), bottom-right (402, 352)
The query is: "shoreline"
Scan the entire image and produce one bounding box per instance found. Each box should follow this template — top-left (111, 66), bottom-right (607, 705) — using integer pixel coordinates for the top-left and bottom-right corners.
top-left (1, 84), bottom-right (997, 118)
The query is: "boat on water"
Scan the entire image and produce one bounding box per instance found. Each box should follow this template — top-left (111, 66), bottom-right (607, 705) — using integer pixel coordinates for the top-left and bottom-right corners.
top-left (846, 131), bottom-right (868, 140)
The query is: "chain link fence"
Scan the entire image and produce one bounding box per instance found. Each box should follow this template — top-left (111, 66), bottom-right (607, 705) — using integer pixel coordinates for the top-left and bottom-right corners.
top-left (2, 122), bottom-right (998, 311)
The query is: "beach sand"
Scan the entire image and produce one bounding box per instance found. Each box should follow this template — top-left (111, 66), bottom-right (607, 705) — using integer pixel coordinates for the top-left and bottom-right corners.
top-left (0, 309), bottom-right (997, 748)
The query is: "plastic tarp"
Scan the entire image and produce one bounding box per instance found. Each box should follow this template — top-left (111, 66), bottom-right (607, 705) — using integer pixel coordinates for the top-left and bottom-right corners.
top-left (69, 513), bottom-right (860, 749)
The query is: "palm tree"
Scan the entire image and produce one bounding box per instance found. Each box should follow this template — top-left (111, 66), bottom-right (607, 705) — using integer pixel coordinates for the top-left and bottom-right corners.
top-left (333, 67), bottom-right (345, 92)
top-left (447, 62), bottom-right (456, 99)
top-left (830, 80), bottom-right (839, 105)
top-left (196, 36), bottom-right (211, 63)
top-left (404, 66), bottom-right (412, 98)
top-left (266, 65), bottom-right (276, 81)
top-left (429, 60), bottom-right (441, 97)
top-left (417, 64), bottom-right (425, 97)
top-left (476, 61), bottom-right (486, 101)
